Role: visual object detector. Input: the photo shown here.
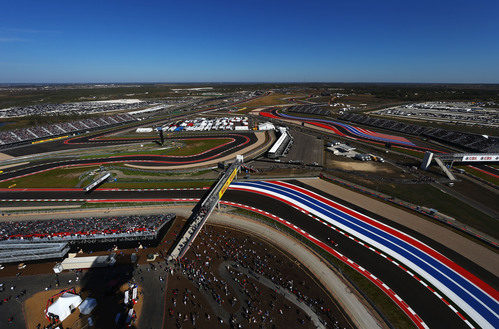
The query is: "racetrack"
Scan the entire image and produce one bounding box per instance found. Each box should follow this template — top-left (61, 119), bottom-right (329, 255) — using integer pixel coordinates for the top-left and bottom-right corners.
top-left (125, 131), bottom-right (268, 170)
top-left (0, 132), bottom-right (261, 183)
top-left (0, 98), bottom-right (496, 329)
top-left (230, 181), bottom-right (498, 329)
top-left (259, 108), bottom-right (499, 179)
top-left (0, 92), bottom-right (269, 158)
top-left (1, 181), bottom-right (497, 329)
top-left (260, 108), bottom-right (437, 150)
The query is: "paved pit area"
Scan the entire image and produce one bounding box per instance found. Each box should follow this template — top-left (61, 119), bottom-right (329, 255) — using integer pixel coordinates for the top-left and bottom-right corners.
top-left (284, 130), bottom-right (324, 165)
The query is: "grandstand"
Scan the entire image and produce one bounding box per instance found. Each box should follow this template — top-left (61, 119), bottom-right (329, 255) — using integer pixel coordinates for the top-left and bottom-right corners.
top-left (268, 127), bottom-right (292, 158)
top-left (0, 241), bottom-right (69, 263)
top-left (288, 105), bottom-right (330, 116)
top-left (0, 214), bottom-right (175, 244)
top-left (0, 113), bottom-right (136, 147)
top-left (340, 113), bottom-right (499, 152)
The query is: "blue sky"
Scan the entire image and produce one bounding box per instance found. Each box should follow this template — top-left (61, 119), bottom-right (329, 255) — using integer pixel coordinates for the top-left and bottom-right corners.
top-left (1, 0), bottom-right (498, 83)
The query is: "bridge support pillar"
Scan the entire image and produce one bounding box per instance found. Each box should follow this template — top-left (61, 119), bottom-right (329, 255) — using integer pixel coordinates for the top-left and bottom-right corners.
top-left (420, 152), bottom-right (434, 170)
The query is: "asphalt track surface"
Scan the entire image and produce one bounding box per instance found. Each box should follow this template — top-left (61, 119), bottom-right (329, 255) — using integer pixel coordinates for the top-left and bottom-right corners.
top-left (0, 133), bottom-right (257, 182)
top-left (1, 184), bottom-right (497, 329)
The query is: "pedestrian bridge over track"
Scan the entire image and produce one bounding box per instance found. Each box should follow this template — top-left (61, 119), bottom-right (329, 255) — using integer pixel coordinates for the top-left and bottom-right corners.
top-left (168, 156), bottom-right (243, 260)
top-left (420, 151), bottom-right (499, 180)
top-left (437, 153), bottom-right (499, 163)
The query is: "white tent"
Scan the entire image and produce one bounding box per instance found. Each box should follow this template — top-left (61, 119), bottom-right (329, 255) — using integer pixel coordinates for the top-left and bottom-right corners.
top-left (79, 298), bottom-right (97, 315)
top-left (46, 292), bottom-right (83, 321)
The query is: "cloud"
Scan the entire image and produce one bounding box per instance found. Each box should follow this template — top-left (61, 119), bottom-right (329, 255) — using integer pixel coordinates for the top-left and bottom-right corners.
top-left (0, 26), bottom-right (60, 43)
top-left (0, 27), bottom-right (60, 42)
top-left (0, 28), bottom-right (60, 34)
top-left (0, 37), bottom-right (28, 42)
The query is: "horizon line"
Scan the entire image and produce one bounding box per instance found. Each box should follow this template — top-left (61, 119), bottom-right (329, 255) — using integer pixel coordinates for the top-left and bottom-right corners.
top-left (1, 81), bottom-right (499, 86)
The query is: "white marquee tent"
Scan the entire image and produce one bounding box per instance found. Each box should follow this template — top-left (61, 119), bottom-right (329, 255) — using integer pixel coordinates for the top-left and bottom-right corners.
top-left (46, 292), bottom-right (83, 322)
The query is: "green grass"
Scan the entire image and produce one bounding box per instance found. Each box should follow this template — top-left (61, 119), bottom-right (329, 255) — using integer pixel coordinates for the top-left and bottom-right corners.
top-left (361, 182), bottom-right (499, 238)
top-left (230, 207), bottom-right (417, 329)
top-left (114, 166), bottom-right (213, 177)
top-left (90, 134), bottom-right (158, 140)
top-left (0, 166), bottom-right (99, 188)
top-left (80, 138), bottom-right (232, 159)
top-left (0, 162), bottom-right (215, 188)
top-left (456, 165), bottom-right (499, 186)
top-left (162, 138), bottom-right (232, 156)
top-left (391, 146), bottom-right (425, 158)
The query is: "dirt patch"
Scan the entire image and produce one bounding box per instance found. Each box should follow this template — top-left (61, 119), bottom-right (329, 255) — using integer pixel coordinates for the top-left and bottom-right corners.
top-left (0, 205), bottom-right (189, 222)
top-left (25, 288), bottom-right (83, 329)
top-left (0, 152), bottom-right (14, 161)
top-left (24, 284), bottom-right (143, 329)
top-left (237, 93), bottom-right (301, 107)
top-left (327, 159), bottom-right (393, 173)
top-left (0, 161), bottom-right (29, 170)
top-left (0, 205), bottom-right (81, 212)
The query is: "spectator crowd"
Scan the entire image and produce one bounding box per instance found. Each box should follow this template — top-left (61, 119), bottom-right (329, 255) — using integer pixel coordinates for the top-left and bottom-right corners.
top-left (166, 226), bottom-right (350, 329)
top-left (0, 214), bottom-right (174, 241)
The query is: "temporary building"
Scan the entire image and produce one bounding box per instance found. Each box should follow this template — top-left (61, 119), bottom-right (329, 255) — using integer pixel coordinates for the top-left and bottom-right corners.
top-left (53, 255), bottom-right (116, 273)
top-left (79, 297), bottom-right (97, 315)
top-left (258, 122), bottom-right (275, 131)
top-left (46, 292), bottom-right (83, 321)
top-left (135, 128), bottom-right (153, 133)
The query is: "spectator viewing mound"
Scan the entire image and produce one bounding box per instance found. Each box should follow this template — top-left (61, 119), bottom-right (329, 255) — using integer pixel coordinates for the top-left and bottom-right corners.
top-left (166, 224), bottom-right (355, 329)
